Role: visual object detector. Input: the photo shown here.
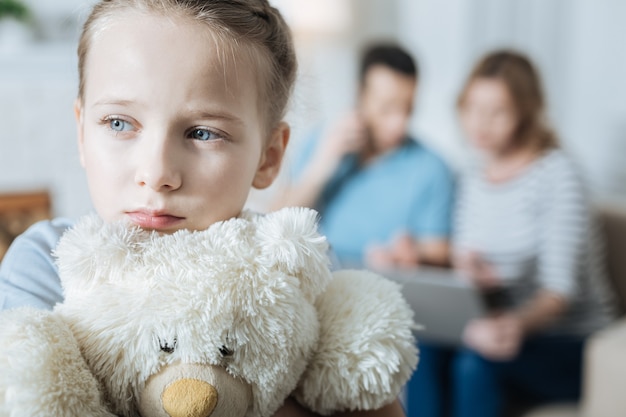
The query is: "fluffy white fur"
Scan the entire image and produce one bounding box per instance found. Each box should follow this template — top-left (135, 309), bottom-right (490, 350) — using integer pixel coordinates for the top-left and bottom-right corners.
top-left (0, 207), bottom-right (418, 417)
top-left (295, 270), bottom-right (418, 414)
top-left (0, 308), bottom-right (115, 417)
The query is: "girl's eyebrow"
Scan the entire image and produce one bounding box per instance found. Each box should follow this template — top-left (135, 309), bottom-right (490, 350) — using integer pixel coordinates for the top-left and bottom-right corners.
top-left (186, 109), bottom-right (244, 126)
top-left (90, 99), bottom-right (244, 125)
top-left (92, 98), bottom-right (139, 107)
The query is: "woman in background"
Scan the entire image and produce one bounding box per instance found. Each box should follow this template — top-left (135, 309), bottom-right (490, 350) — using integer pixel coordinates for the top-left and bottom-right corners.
top-left (405, 50), bottom-right (616, 417)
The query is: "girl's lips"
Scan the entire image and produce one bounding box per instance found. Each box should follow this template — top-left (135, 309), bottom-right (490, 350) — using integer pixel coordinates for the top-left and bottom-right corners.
top-left (126, 212), bottom-right (185, 230)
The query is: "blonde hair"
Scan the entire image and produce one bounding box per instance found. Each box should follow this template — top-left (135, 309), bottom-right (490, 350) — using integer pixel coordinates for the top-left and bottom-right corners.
top-left (77, 0), bottom-right (297, 129)
top-left (458, 50), bottom-right (558, 151)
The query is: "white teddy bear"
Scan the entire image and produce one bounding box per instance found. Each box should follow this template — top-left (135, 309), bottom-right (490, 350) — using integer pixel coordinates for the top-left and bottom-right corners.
top-left (0, 207), bottom-right (418, 417)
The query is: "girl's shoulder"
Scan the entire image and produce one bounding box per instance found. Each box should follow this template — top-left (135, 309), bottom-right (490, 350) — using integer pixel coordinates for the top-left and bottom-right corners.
top-left (21, 217), bottom-right (74, 245)
top-left (0, 217), bottom-right (74, 310)
top-left (6, 217), bottom-right (75, 260)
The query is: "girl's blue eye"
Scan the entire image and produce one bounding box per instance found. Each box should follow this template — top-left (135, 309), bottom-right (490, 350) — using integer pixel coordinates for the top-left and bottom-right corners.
top-left (190, 128), bottom-right (219, 142)
top-left (109, 119), bottom-right (133, 132)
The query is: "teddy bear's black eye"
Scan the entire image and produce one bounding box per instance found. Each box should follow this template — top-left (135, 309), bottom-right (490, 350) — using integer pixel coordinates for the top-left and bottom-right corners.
top-left (219, 345), bottom-right (233, 357)
top-left (159, 337), bottom-right (177, 354)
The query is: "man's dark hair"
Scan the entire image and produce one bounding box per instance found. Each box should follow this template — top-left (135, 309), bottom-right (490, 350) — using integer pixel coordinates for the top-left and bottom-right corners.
top-left (359, 43), bottom-right (418, 83)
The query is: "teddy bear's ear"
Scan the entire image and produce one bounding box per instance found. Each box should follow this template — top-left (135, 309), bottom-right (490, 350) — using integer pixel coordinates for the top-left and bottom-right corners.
top-left (295, 269), bottom-right (419, 414)
top-left (54, 214), bottom-right (147, 295)
top-left (253, 207), bottom-right (332, 302)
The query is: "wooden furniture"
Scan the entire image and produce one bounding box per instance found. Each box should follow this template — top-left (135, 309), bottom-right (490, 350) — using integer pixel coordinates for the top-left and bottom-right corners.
top-left (0, 190), bottom-right (51, 260)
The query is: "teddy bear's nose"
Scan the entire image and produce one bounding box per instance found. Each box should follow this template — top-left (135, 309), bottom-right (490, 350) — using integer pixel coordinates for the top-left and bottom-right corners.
top-left (161, 378), bottom-right (218, 417)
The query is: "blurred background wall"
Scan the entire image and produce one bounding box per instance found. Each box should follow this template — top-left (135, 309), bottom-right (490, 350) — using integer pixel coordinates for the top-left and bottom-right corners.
top-left (1, 0), bottom-right (625, 219)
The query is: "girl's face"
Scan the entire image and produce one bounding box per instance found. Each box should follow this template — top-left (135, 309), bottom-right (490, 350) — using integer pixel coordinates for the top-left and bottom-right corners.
top-left (459, 78), bottom-right (519, 156)
top-left (75, 12), bottom-right (288, 233)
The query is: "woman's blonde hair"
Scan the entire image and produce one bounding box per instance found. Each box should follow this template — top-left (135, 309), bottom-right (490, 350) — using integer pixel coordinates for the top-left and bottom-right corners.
top-left (458, 50), bottom-right (558, 151)
top-left (77, 0), bottom-right (297, 129)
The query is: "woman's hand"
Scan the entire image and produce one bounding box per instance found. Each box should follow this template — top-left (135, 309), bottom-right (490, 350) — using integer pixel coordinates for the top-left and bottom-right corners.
top-left (454, 250), bottom-right (501, 289)
top-left (462, 314), bottom-right (524, 361)
top-left (462, 289), bottom-right (569, 362)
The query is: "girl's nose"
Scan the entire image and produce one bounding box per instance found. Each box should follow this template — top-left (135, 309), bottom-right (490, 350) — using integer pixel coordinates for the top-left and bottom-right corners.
top-left (134, 136), bottom-right (182, 191)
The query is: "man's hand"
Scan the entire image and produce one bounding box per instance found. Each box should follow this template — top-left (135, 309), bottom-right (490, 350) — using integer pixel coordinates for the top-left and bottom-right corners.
top-left (365, 234), bottom-right (419, 269)
top-left (365, 234), bottom-right (450, 269)
top-left (311, 111), bottom-right (368, 177)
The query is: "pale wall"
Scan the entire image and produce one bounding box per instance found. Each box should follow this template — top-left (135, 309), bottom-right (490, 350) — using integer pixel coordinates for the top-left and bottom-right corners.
top-left (1, 0), bottom-right (625, 219)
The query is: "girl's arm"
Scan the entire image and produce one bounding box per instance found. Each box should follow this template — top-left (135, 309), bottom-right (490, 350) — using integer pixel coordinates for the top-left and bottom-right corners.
top-left (273, 398), bottom-right (406, 417)
top-left (0, 219), bottom-right (70, 311)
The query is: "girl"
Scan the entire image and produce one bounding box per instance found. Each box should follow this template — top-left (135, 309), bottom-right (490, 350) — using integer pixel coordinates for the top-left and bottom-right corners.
top-left (0, 1), bottom-right (405, 416)
top-left (405, 50), bottom-right (616, 417)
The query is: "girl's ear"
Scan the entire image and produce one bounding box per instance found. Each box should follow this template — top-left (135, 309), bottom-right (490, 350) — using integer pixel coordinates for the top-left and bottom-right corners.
top-left (74, 98), bottom-right (86, 168)
top-left (252, 122), bottom-right (290, 190)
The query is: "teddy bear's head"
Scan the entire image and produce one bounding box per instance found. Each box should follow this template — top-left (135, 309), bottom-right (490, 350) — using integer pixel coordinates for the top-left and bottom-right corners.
top-left (54, 208), bottom-right (333, 417)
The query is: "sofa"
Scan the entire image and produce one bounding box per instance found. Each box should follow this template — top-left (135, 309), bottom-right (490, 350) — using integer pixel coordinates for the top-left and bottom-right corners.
top-left (523, 204), bottom-right (626, 417)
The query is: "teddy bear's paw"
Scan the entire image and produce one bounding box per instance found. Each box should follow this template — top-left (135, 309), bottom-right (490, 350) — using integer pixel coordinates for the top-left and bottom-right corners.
top-left (295, 269), bottom-right (419, 415)
top-left (0, 308), bottom-right (116, 417)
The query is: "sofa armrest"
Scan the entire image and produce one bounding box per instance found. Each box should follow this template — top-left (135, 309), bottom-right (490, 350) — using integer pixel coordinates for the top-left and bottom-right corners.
top-left (582, 317), bottom-right (626, 417)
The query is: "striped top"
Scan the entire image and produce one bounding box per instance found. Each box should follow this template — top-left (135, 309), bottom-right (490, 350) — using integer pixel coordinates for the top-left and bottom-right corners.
top-left (454, 149), bottom-right (616, 336)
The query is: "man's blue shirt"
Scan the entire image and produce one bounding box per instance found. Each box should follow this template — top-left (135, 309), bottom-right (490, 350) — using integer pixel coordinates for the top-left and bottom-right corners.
top-left (291, 135), bottom-right (456, 263)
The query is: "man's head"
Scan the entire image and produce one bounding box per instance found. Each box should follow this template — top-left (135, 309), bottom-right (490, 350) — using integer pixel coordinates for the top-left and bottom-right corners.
top-left (357, 44), bottom-right (418, 154)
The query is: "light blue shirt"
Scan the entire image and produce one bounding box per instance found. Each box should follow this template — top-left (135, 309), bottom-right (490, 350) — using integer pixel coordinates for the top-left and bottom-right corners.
top-left (292, 135), bottom-right (456, 263)
top-left (0, 218), bottom-right (72, 310)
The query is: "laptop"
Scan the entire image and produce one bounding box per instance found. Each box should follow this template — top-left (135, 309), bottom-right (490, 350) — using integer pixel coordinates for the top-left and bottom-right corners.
top-left (370, 266), bottom-right (487, 346)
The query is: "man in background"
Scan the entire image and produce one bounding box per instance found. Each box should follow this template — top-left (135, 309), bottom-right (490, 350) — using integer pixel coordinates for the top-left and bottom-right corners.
top-left (274, 43), bottom-right (455, 268)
